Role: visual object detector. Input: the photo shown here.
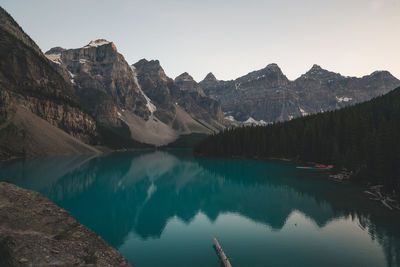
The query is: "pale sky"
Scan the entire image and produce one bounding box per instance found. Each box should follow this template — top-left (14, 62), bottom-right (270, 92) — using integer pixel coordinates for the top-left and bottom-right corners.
top-left (1, 0), bottom-right (399, 81)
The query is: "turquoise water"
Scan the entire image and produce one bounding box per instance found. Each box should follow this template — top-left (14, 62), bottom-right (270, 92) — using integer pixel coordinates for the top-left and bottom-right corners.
top-left (1, 150), bottom-right (400, 267)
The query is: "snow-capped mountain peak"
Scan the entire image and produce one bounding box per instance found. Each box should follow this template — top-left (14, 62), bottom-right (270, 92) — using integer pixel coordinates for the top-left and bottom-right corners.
top-left (84, 39), bottom-right (117, 51)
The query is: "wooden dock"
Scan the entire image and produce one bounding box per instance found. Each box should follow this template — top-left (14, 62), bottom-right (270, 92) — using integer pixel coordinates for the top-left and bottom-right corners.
top-left (213, 238), bottom-right (232, 267)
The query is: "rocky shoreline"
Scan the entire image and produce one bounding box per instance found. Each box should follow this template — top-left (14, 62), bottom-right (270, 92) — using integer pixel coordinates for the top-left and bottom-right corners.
top-left (0, 182), bottom-right (133, 266)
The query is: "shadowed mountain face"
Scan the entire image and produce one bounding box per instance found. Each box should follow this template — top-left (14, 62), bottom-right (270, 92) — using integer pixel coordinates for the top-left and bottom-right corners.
top-left (174, 72), bottom-right (224, 126)
top-left (45, 45), bottom-right (225, 145)
top-left (200, 64), bottom-right (400, 123)
top-left (45, 40), bottom-right (150, 126)
top-left (133, 59), bottom-right (224, 130)
top-left (1, 150), bottom-right (399, 266)
top-left (0, 7), bottom-right (98, 159)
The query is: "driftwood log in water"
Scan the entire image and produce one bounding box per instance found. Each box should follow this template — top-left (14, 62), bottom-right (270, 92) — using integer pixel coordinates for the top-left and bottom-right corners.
top-left (213, 238), bottom-right (232, 267)
top-left (364, 185), bottom-right (400, 211)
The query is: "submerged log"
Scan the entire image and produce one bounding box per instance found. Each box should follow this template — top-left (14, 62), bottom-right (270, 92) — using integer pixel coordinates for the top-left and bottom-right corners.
top-left (213, 238), bottom-right (232, 267)
top-left (364, 191), bottom-right (379, 197)
top-left (381, 199), bottom-right (393, 210)
top-left (364, 186), bottom-right (399, 211)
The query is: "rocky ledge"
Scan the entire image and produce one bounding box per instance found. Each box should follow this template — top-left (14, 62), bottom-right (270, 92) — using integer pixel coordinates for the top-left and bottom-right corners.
top-left (0, 182), bottom-right (133, 266)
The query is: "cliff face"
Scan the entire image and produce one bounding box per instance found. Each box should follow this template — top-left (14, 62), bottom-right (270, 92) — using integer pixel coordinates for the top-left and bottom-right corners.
top-left (46, 42), bottom-right (224, 145)
top-left (46, 43), bottom-right (221, 146)
top-left (134, 59), bottom-right (225, 130)
top-left (0, 7), bottom-right (98, 159)
top-left (200, 64), bottom-right (400, 123)
top-left (174, 72), bottom-right (224, 126)
top-left (45, 40), bottom-right (150, 126)
top-left (0, 7), bottom-right (42, 55)
top-left (175, 72), bottom-right (206, 96)
top-left (0, 182), bottom-right (133, 266)
top-left (132, 59), bottom-right (176, 124)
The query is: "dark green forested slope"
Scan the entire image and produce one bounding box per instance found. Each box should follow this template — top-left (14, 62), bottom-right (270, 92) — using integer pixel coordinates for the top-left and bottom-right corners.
top-left (195, 87), bottom-right (400, 193)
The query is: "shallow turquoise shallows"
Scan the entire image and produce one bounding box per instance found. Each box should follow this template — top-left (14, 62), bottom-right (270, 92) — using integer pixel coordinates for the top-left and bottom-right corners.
top-left (1, 150), bottom-right (400, 267)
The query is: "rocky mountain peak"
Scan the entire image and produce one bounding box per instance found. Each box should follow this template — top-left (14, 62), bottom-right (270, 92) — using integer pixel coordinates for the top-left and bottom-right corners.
top-left (84, 39), bottom-right (117, 51)
top-left (134, 59), bottom-right (162, 69)
top-left (235, 63), bottom-right (288, 86)
top-left (299, 64), bottom-right (342, 81)
top-left (310, 64), bottom-right (322, 70)
top-left (203, 72), bottom-right (217, 82)
top-left (305, 64), bottom-right (331, 75)
top-left (370, 70), bottom-right (392, 77)
top-left (265, 63), bottom-right (282, 72)
top-left (175, 72), bottom-right (195, 82)
top-left (133, 59), bottom-right (168, 83)
top-left (174, 72), bottom-right (206, 96)
top-left (45, 47), bottom-right (65, 55)
top-left (45, 47), bottom-right (65, 65)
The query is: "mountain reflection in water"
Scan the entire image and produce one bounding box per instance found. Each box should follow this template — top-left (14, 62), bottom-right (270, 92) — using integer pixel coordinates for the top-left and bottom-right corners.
top-left (1, 150), bottom-right (399, 267)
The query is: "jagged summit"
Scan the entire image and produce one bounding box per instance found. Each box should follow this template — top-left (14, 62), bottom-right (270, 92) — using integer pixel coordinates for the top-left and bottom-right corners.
top-left (86, 39), bottom-right (110, 47)
top-left (306, 64), bottom-right (327, 73)
top-left (310, 64), bottom-right (323, 71)
top-left (235, 63), bottom-right (288, 86)
top-left (203, 72), bottom-right (217, 82)
top-left (45, 47), bottom-right (65, 64)
top-left (133, 59), bottom-right (164, 74)
top-left (259, 63), bottom-right (286, 76)
top-left (134, 58), bottom-right (161, 67)
top-left (265, 63), bottom-right (281, 71)
top-left (370, 70), bottom-right (392, 76)
top-left (45, 47), bottom-right (65, 55)
top-left (175, 72), bottom-right (206, 95)
top-left (84, 39), bottom-right (117, 51)
top-left (133, 59), bottom-right (168, 82)
top-left (133, 59), bottom-right (163, 72)
top-left (200, 61), bottom-right (400, 123)
top-left (175, 72), bottom-right (195, 82)
top-left (299, 64), bottom-right (342, 80)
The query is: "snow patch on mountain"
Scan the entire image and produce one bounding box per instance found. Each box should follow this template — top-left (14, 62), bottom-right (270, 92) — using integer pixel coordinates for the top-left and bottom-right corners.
top-left (131, 66), bottom-right (157, 115)
top-left (65, 71), bottom-right (75, 84)
top-left (299, 107), bottom-right (308, 116)
top-left (336, 96), bottom-right (353, 103)
top-left (46, 53), bottom-right (62, 65)
top-left (67, 71), bottom-right (75, 78)
top-left (225, 115), bottom-right (236, 122)
top-left (84, 39), bottom-right (111, 48)
top-left (244, 117), bottom-right (268, 125)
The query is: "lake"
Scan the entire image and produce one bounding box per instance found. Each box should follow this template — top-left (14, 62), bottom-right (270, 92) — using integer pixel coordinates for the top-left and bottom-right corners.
top-left (1, 150), bottom-right (399, 267)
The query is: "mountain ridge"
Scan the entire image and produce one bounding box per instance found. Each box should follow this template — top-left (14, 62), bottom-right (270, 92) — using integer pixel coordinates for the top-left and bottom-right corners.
top-left (200, 63), bottom-right (400, 122)
top-left (45, 41), bottom-right (225, 146)
top-left (0, 7), bottom-right (100, 159)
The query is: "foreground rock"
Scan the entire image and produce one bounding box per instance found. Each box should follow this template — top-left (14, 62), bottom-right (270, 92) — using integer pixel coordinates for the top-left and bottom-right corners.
top-left (0, 182), bottom-right (133, 266)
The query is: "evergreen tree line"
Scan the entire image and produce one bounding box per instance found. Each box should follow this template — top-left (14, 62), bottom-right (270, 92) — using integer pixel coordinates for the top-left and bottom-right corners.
top-left (195, 87), bottom-right (400, 194)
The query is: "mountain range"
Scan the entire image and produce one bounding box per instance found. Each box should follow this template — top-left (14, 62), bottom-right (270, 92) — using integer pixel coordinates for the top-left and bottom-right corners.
top-left (44, 40), bottom-right (225, 147)
top-left (200, 63), bottom-right (400, 123)
top-left (0, 7), bottom-right (99, 159)
top-left (0, 6), bottom-right (399, 159)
